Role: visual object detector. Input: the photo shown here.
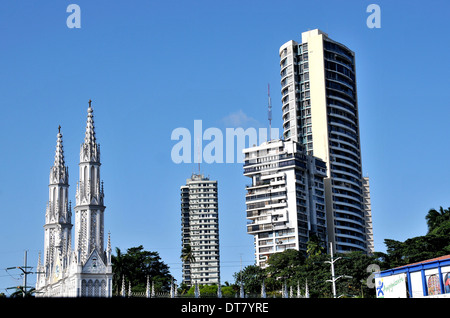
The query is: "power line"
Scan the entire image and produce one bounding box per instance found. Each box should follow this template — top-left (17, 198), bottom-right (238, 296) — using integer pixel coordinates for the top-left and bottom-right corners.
top-left (5, 250), bottom-right (40, 297)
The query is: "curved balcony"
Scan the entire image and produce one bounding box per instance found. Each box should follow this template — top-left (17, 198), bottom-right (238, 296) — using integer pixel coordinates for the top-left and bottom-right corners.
top-left (335, 240), bottom-right (367, 253)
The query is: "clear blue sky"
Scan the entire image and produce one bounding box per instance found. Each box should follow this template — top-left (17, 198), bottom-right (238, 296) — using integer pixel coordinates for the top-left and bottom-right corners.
top-left (1, 0), bottom-right (449, 294)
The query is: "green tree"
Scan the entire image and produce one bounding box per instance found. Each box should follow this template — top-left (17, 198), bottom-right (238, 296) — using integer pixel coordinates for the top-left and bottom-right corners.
top-left (180, 244), bottom-right (195, 264)
top-left (426, 206), bottom-right (450, 235)
top-left (380, 206), bottom-right (450, 270)
top-left (298, 253), bottom-right (330, 298)
top-left (232, 202), bottom-right (450, 298)
top-left (111, 245), bottom-right (173, 294)
top-left (266, 249), bottom-right (307, 295)
top-left (178, 282), bottom-right (191, 295)
top-left (180, 244), bottom-right (195, 284)
top-left (112, 247), bottom-right (126, 295)
top-left (9, 287), bottom-right (35, 298)
top-left (266, 249), bottom-right (305, 276)
top-left (184, 284), bottom-right (236, 298)
top-left (220, 285), bottom-right (236, 297)
top-left (232, 249), bottom-right (383, 298)
top-left (333, 251), bottom-right (382, 298)
top-left (383, 238), bottom-right (406, 268)
top-left (306, 234), bottom-right (325, 258)
top-left (233, 265), bottom-right (266, 294)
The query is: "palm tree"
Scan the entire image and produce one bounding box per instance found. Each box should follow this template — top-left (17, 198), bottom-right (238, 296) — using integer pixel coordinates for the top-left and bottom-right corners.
top-left (426, 207), bottom-right (450, 234)
top-left (9, 287), bottom-right (35, 298)
top-left (181, 244), bottom-right (196, 286)
top-left (306, 234), bottom-right (325, 257)
top-left (112, 247), bottom-right (127, 295)
top-left (180, 244), bottom-right (195, 264)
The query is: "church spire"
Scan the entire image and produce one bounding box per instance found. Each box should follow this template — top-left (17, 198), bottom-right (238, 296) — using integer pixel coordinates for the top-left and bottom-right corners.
top-left (74, 98), bottom-right (105, 265)
top-left (43, 127), bottom-right (72, 280)
top-left (81, 100), bottom-right (100, 163)
top-left (84, 100), bottom-right (96, 147)
top-left (37, 251), bottom-right (42, 268)
top-left (106, 231), bottom-right (112, 265)
top-left (54, 125), bottom-right (65, 168)
top-left (107, 232), bottom-right (111, 252)
top-left (50, 126), bottom-right (68, 184)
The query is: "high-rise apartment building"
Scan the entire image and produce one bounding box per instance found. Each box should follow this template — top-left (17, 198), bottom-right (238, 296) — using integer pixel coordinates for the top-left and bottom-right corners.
top-left (279, 29), bottom-right (373, 254)
top-left (181, 174), bottom-right (220, 286)
top-left (243, 139), bottom-right (327, 267)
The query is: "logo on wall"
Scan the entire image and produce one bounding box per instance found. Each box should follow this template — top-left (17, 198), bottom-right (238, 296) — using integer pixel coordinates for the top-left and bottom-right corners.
top-left (376, 280), bottom-right (384, 297)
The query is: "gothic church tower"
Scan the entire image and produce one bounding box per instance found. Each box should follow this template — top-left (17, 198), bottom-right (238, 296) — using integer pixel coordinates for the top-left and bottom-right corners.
top-left (40, 127), bottom-right (72, 284)
top-left (36, 100), bottom-right (112, 297)
top-left (74, 100), bottom-right (106, 265)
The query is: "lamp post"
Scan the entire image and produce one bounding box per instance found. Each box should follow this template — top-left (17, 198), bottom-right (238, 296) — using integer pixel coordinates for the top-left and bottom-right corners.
top-left (325, 243), bottom-right (352, 298)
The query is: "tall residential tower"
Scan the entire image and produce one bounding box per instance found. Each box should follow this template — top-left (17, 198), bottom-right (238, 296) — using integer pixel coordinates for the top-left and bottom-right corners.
top-left (181, 174), bottom-right (220, 286)
top-left (279, 29), bottom-right (373, 254)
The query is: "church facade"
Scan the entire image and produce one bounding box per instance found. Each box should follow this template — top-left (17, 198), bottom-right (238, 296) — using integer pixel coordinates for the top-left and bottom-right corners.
top-left (35, 101), bottom-right (113, 297)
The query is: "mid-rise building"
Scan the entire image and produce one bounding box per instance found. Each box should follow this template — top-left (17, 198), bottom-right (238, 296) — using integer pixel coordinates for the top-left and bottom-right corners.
top-left (243, 139), bottom-right (327, 267)
top-left (279, 29), bottom-right (373, 254)
top-left (181, 174), bottom-right (220, 286)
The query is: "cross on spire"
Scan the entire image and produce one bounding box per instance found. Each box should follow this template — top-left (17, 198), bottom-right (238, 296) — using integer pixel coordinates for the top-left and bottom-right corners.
top-left (88, 99), bottom-right (92, 107)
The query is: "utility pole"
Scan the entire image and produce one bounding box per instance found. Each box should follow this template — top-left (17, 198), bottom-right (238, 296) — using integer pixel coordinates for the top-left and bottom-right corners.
top-left (325, 243), bottom-right (352, 298)
top-left (22, 250), bottom-right (28, 297)
top-left (6, 250), bottom-right (35, 297)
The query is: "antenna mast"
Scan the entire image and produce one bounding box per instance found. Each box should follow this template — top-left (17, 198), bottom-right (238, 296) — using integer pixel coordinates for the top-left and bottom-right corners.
top-left (268, 83), bottom-right (272, 141)
top-left (197, 137), bottom-right (201, 174)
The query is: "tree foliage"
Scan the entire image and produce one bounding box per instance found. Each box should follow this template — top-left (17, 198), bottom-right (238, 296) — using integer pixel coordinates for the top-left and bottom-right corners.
top-left (183, 284), bottom-right (236, 297)
top-left (233, 248), bottom-right (382, 298)
top-left (426, 206), bottom-right (450, 235)
top-left (107, 206), bottom-right (450, 298)
top-left (232, 206), bottom-right (450, 298)
top-left (233, 265), bottom-right (266, 294)
top-left (378, 206), bottom-right (450, 269)
top-left (111, 245), bottom-right (173, 294)
top-left (9, 287), bottom-right (35, 298)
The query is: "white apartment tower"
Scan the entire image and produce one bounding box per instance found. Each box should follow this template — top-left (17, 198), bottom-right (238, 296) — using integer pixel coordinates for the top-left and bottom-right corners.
top-left (243, 139), bottom-right (327, 267)
top-left (181, 174), bottom-right (220, 286)
top-left (279, 29), bottom-right (373, 254)
top-left (36, 101), bottom-right (113, 297)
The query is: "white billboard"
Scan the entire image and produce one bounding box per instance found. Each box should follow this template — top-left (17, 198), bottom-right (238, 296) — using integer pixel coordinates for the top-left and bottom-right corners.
top-left (375, 273), bottom-right (408, 298)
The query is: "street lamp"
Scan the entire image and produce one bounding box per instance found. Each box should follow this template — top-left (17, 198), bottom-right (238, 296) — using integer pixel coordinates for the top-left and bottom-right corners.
top-left (325, 243), bottom-right (352, 298)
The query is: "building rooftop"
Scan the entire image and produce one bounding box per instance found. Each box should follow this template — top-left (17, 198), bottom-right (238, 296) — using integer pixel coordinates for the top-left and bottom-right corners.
top-left (395, 254), bottom-right (450, 270)
top-left (301, 29), bottom-right (328, 42)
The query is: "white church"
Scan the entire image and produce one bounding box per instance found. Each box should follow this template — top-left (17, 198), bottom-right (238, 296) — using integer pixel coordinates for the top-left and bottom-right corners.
top-left (35, 101), bottom-right (113, 297)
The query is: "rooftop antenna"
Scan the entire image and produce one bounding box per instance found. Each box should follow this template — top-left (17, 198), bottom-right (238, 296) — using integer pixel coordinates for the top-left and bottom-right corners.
top-left (268, 83), bottom-right (272, 141)
top-left (197, 137), bottom-right (201, 175)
